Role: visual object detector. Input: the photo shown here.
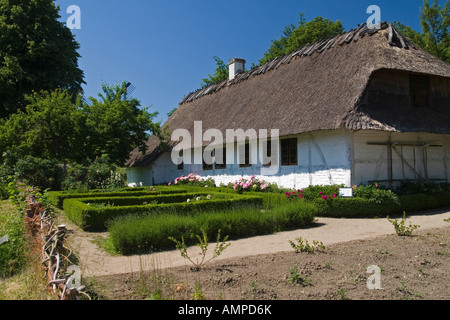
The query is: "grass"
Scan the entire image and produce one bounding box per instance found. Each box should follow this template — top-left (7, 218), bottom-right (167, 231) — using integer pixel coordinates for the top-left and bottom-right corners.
top-left (0, 201), bottom-right (56, 300)
top-left (0, 200), bottom-right (26, 277)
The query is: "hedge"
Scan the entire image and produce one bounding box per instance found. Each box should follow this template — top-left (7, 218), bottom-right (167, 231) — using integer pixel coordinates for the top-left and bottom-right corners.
top-left (47, 187), bottom-right (188, 208)
top-left (108, 200), bottom-right (317, 255)
top-left (312, 191), bottom-right (450, 218)
top-left (63, 193), bottom-right (264, 231)
top-left (74, 192), bottom-right (236, 207)
top-left (398, 192), bottom-right (450, 213)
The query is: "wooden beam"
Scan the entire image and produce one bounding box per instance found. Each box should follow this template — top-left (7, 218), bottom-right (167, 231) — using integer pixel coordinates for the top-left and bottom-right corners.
top-left (367, 142), bottom-right (443, 148)
top-left (392, 146), bottom-right (425, 180)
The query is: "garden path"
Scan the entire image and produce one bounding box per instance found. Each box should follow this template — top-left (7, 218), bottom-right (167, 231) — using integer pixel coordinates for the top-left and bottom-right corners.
top-left (63, 209), bottom-right (450, 277)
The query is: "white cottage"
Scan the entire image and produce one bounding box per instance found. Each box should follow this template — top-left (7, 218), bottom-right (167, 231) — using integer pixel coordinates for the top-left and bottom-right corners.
top-left (126, 23), bottom-right (450, 189)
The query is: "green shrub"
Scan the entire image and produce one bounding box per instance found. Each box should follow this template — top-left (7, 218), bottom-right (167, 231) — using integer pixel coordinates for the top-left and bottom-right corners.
top-left (14, 156), bottom-right (64, 191)
top-left (0, 183), bottom-right (8, 200)
top-left (47, 187), bottom-right (188, 208)
top-left (63, 193), bottom-right (264, 231)
top-left (108, 200), bottom-right (316, 255)
top-left (80, 192), bottom-right (234, 207)
top-left (313, 197), bottom-right (401, 218)
top-left (311, 191), bottom-right (450, 218)
top-left (394, 181), bottom-right (450, 195)
top-left (0, 201), bottom-right (26, 277)
top-left (398, 192), bottom-right (450, 212)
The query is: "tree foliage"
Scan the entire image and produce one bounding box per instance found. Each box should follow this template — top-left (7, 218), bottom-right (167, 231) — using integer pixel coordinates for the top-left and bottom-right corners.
top-left (259, 14), bottom-right (344, 65)
top-left (395, 0), bottom-right (449, 63)
top-left (84, 82), bottom-right (161, 165)
top-left (200, 56), bottom-right (229, 87)
top-left (0, 83), bottom-right (161, 166)
top-left (0, 0), bottom-right (85, 118)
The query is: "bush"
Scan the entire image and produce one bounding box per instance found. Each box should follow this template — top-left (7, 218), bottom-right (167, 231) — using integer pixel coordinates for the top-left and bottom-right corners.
top-left (108, 200), bottom-right (316, 255)
top-left (47, 187), bottom-right (188, 208)
top-left (312, 197), bottom-right (401, 218)
top-left (14, 156), bottom-right (64, 191)
top-left (0, 201), bottom-right (26, 277)
top-left (398, 192), bottom-right (450, 213)
top-left (0, 183), bottom-right (8, 200)
top-left (394, 181), bottom-right (450, 195)
top-left (354, 184), bottom-right (399, 205)
top-left (230, 175), bottom-right (281, 193)
top-left (63, 193), bottom-right (264, 231)
top-left (168, 174), bottom-right (216, 187)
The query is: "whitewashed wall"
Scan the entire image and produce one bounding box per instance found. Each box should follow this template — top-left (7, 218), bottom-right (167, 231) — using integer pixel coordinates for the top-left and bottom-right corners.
top-left (127, 129), bottom-right (353, 189)
top-left (352, 130), bottom-right (450, 186)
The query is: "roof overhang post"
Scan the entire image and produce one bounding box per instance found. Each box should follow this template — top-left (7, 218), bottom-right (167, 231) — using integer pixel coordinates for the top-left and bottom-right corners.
top-left (228, 58), bottom-right (246, 81)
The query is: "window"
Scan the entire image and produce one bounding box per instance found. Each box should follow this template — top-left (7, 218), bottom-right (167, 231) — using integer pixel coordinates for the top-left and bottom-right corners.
top-left (262, 140), bottom-right (272, 167)
top-left (281, 138), bottom-right (298, 166)
top-left (239, 142), bottom-right (251, 168)
top-left (202, 149), bottom-right (213, 171)
top-left (215, 147), bottom-right (227, 170)
top-left (177, 150), bottom-right (184, 170)
top-left (410, 75), bottom-right (430, 108)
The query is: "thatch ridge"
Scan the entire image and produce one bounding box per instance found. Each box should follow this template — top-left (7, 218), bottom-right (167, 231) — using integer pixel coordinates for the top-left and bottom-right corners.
top-left (126, 22), bottom-right (450, 167)
top-left (179, 22), bottom-right (421, 105)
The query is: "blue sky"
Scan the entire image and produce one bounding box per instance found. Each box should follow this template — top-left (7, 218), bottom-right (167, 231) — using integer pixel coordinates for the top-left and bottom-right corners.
top-left (55, 0), bottom-right (426, 123)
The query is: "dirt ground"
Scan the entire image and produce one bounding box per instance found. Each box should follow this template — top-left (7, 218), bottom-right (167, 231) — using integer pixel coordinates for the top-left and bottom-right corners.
top-left (62, 209), bottom-right (450, 301)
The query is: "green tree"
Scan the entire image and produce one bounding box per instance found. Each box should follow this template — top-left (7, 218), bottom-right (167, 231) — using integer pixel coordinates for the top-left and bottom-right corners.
top-left (395, 0), bottom-right (449, 63)
top-left (260, 23), bottom-right (297, 65)
top-left (0, 0), bottom-right (85, 118)
top-left (0, 83), bottom-right (162, 167)
top-left (201, 56), bottom-right (229, 87)
top-left (259, 14), bottom-right (344, 65)
top-left (0, 90), bottom-right (84, 163)
top-left (84, 82), bottom-right (161, 165)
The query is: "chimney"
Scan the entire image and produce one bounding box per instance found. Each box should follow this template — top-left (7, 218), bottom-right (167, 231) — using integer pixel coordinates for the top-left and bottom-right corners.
top-left (228, 58), bottom-right (246, 81)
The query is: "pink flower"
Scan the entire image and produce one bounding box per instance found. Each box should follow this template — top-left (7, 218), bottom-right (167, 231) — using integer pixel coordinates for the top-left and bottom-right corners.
top-left (319, 191), bottom-right (323, 195)
top-left (168, 182), bottom-right (172, 186)
top-left (298, 194), bottom-right (304, 198)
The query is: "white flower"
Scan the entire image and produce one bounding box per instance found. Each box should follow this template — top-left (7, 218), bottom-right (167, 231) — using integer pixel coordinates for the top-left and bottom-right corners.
top-left (206, 195), bottom-right (211, 200)
top-left (187, 199), bottom-right (191, 203)
top-left (196, 197), bottom-right (201, 201)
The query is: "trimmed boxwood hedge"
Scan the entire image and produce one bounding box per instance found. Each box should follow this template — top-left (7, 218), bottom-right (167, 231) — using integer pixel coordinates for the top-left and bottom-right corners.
top-left (312, 191), bottom-right (450, 218)
top-left (63, 193), bottom-right (264, 231)
top-left (47, 187), bottom-right (188, 208)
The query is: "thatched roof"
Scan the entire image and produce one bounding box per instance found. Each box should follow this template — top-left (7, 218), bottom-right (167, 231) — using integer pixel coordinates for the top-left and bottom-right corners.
top-left (127, 22), bottom-right (450, 167)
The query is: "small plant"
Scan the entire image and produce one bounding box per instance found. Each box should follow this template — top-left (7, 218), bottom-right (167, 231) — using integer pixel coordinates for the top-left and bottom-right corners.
top-left (191, 279), bottom-right (206, 300)
top-left (325, 261), bottom-right (333, 270)
top-left (387, 212), bottom-right (420, 236)
top-left (444, 217), bottom-right (450, 223)
top-left (169, 229), bottom-right (231, 271)
top-left (287, 266), bottom-right (311, 286)
top-left (250, 281), bottom-right (259, 299)
top-left (337, 288), bottom-right (349, 300)
top-left (289, 237), bottom-right (325, 253)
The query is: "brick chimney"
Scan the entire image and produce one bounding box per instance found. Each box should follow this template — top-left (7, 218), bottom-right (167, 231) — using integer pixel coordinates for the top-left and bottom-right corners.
top-left (228, 58), bottom-right (246, 80)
